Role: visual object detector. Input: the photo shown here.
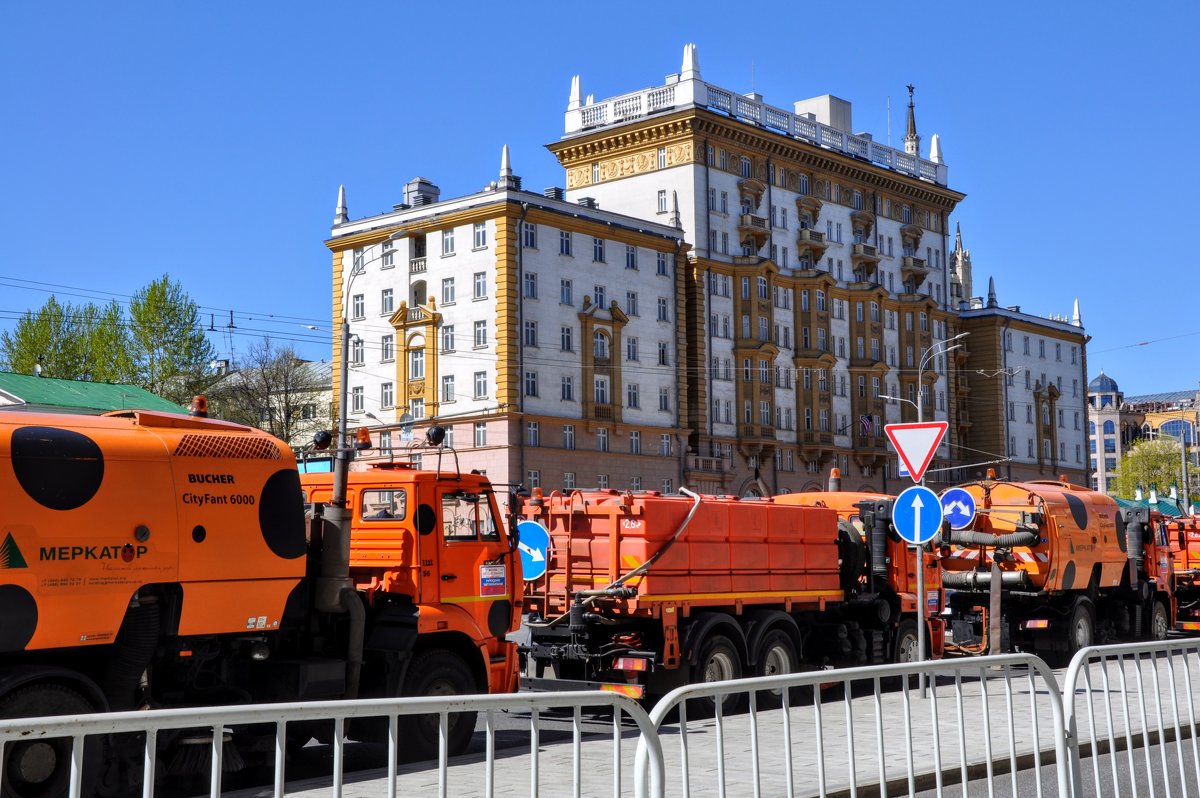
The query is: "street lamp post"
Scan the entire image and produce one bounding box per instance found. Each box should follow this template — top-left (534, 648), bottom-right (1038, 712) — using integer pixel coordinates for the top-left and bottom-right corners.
top-left (882, 331), bottom-right (968, 694)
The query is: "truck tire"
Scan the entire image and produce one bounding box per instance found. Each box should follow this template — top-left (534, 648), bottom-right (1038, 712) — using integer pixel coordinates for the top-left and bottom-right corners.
top-left (893, 620), bottom-right (919, 664)
top-left (754, 630), bottom-right (797, 709)
top-left (0, 684), bottom-right (96, 798)
top-left (400, 650), bottom-right (476, 762)
top-left (1150, 601), bottom-right (1170, 641)
top-left (1066, 598), bottom-right (1096, 660)
top-left (693, 634), bottom-right (742, 716)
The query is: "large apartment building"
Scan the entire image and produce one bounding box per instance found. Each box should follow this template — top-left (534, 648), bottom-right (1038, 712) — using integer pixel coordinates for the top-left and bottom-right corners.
top-left (326, 152), bottom-right (690, 493)
top-left (546, 45), bottom-right (966, 492)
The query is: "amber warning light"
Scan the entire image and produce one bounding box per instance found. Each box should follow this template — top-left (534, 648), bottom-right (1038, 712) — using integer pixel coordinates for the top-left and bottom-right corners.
top-left (354, 427), bottom-right (373, 451)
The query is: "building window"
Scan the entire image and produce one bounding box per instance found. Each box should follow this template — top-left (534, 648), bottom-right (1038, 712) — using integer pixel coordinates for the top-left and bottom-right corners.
top-left (660, 434), bottom-right (672, 456)
top-left (442, 228), bottom-right (455, 256)
top-left (442, 375), bottom-right (455, 403)
top-left (527, 422), bottom-right (540, 447)
top-left (524, 272), bottom-right (538, 299)
top-left (380, 382), bottom-right (394, 409)
top-left (351, 294), bottom-right (365, 320)
top-left (473, 221), bottom-right (487, 249)
top-left (473, 371), bottom-right (487, 399)
top-left (626, 291), bottom-right (639, 316)
top-left (351, 337), bottom-right (364, 365)
top-left (594, 285), bottom-right (606, 308)
top-left (563, 472), bottom-right (576, 490)
top-left (381, 335), bottom-right (394, 362)
top-left (629, 430), bottom-right (641, 454)
top-left (627, 383), bottom-right (640, 409)
top-left (563, 425), bottom-right (575, 450)
top-left (593, 238), bottom-right (606, 262)
top-left (741, 156), bottom-right (752, 178)
top-left (409, 398), bottom-right (424, 419)
top-left (626, 337), bottom-right (639, 361)
top-left (659, 387), bottom-right (671, 411)
top-left (594, 376), bottom-right (609, 404)
top-left (658, 342), bottom-right (670, 366)
top-left (522, 221), bottom-right (537, 248)
top-left (350, 386), bottom-right (364, 413)
top-left (474, 422), bottom-right (487, 447)
top-left (597, 428), bottom-right (609, 452)
top-left (560, 278), bottom-right (573, 305)
top-left (626, 245), bottom-right (638, 270)
top-left (560, 230), bottom-right (573, 256)
top-left (442, 278), bottom-right (456, 304)
top-left (409, 349), bottom-right (425, 379)
top-left (657, 253), bottom-right (669, 275)
top-left (659, 190), bottom-right (669, 213)
top-left (561, 326), bottom-right (574, 352)
top-left (561, 376), bottom-right (574, 401)
top-left (474, 272), bottom-right (487, 300)
top-left (597, 474), bottom-right (609, 489)
top-left (524, 371), bottom-right (538, 397)
top-left (474, 321), bottom-right (487, 348)
top-left (657, 297), bottom-right (670, 321)
top-left (381, 241), bottom-right (394, 268)
top-left (523, 320), bottom-right (538, 347)
top-left (441, 325), bottom-right (455, 352)
top-left (593, 331), bottom-right (609, 359)
top-left (381, 288), bottom-right (393, 315)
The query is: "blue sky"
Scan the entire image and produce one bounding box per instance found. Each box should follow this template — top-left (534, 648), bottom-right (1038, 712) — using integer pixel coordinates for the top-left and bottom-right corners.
top-left (2, 2), bottom-right (1197, 396)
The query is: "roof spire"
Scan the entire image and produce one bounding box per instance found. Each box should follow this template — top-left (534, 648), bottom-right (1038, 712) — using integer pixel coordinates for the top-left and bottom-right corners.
top-left (904, 84), bottom-right (920, 157)
top-left (929, 132), bottom-right (943, 164)
top-left (669, 190), bottom-right (681, 228)
top-left (567, 75), bottom-right (581, 111)
top-left (498, 144), bottom-right (518, 190)
top-left (954, 220), bottom-right (963, 253)
top-left (334, 184), bottom-right (348, 226)
top-left (1072, 298), bottom-right (1082, 327)
top-left (681, 43), bottom-right (701, 80)
top-left (986, 276), bottom-right (998, 308)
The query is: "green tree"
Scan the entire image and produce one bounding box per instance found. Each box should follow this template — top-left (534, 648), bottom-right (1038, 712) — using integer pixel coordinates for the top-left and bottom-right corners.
top-left (127, 276), bottom-right (216, 404)
top-left (1111, 437), bottom-right (1189, 500)
top-left (0, 296), bottom-right (133, 382)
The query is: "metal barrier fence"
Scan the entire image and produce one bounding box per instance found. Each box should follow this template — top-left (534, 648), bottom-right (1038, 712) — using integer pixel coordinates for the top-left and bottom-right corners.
top-left (1065, 637), bottom-right (1200, 798)
top-left (634, 652), bottom-right (1070, 798)
top-left (11, 641), bottom-right (1200, 797)
top-left (0, 690), bottom-right (664, 798)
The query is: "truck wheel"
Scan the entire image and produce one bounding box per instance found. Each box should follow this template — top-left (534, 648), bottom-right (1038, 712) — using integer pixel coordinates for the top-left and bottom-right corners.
top-left (1150, 601), bottom-right (1170, 641)
top-left (400, 650), bottom-right (477, 761)
top-left (893, 620), bottom-right (920, 664)
top-left (0, 684), bottom-right (96, 798)
top-left (754, 630), bottom-right (798, 708)
top-left (1066, 599), bottom-right (1096, 659)
top-left (694, 634), bottom-right (742, 715)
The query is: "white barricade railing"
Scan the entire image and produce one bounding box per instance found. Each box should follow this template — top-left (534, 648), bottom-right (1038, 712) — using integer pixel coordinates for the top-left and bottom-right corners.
top-left (633, 653), bottom-right (1070, 798)
top-left (0, 690), bottom-right (664, 798)
top-left (1064, 637), bottom-right (1200, 798)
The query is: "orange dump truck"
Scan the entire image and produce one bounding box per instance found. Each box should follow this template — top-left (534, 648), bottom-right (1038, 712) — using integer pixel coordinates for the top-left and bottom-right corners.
top-left (0, 410), bottom-right (519, 797)
top-left (1162, 513), bottom-right (1200, 632)
top-left (939, 478), bottom-right (1174, 662)
top-left (519, 486), bottom-right (918, 704)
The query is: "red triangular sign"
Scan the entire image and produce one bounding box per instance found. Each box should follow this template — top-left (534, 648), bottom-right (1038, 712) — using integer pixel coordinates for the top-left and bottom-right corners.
top-left (885, 421), bottom-right (948, 483)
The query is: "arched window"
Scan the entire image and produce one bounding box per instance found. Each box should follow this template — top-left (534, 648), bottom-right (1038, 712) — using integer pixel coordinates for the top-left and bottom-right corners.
top-left (1103, 420), bottom-right (1116, 435)
top-left (593, 331), bottom-right (609, 359)
top-left (1161, 419), bottom-right (1194, 445)
top-left (1089, 421), bottom-right (1096, 435)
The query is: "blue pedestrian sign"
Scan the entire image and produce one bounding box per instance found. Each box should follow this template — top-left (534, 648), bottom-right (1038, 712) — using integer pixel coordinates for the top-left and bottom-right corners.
top-left (516, 520), bottom-right (550, 581)
top-left (940, 487), bottom-right (977, 531)
top-left (893, 486), bottom-right (944, 546)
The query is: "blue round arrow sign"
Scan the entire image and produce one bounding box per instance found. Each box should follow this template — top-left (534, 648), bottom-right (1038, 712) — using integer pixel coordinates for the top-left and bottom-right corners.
top-left (516, 520), bottom-right (550, 581)
top-left (940, 487), bottom-right (977, 531)
top-left (892, 486), bottom-right (944, 546)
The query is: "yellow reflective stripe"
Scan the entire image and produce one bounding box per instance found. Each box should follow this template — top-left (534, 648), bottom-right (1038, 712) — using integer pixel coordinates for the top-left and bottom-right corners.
top-left (637, 589), bottom-right (844, 602)
top-left (441, 594), bottom-right (512, 604)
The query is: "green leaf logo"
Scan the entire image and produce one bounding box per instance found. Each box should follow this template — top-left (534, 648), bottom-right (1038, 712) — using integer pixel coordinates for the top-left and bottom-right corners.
top-left (0, 533), bottom-right (28, 569)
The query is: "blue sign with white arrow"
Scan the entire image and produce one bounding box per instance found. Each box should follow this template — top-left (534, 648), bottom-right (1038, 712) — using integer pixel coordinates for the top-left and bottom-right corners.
top-left (940, 487), bottom-right (977, 531)
top-left (516, 520), bottom-right (550, 581)
top-left (893, 485), bottom-right (944, 546)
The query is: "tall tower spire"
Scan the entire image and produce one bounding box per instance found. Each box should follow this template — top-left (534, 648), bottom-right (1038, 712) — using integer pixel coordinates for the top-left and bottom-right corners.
top-left (498, 144), bottom-right (519, 190)
top-left (949, 221), bottom-right (972, 306)
top-left (1072, 298), bottom-right (1082, 327)
top-left (986, 276), bottom-right (998, 308)
top-left (334, 184), bottom-right (348, 226)
top-left (955, 220), bottom-right (963, 253)
top-left (904, 84), bottom-right (920, 157)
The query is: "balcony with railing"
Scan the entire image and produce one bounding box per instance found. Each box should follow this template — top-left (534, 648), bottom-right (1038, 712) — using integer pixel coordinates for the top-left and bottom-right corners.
top-left (564, 72), bottom-right (948, 186)
top-left (795, 227), bottom-right (828, 262)
top-left (901, 256), bottom-right (930, 288)
top-left (591, 404), bottom-right (615, 421)
top-left (738, 213), bottom-right (769, 249)
top-left (686, 455), bottom-right (732, 474)
top-left (409, 257), bottom-right (427, 274)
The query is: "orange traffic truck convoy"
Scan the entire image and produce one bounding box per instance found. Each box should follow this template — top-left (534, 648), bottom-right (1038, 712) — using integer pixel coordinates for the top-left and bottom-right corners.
top-left (0, 410), bottom-right (519, 797)
top-left (938, 478), bottom-right (1174, 663)
top-left (518, 481), bottom-right (935, 705)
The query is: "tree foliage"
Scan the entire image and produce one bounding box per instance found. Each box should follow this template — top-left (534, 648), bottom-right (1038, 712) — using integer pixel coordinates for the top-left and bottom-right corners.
top-left (128, 276), bottom-right (217, 404)
top-left (0, 297), bottom-right (134, 382)
top-left (0, 276), bottom-right (214, 402)
top-left (207, 337), bottom-right (331, 447)
top-left (1111, 437), bottom-right (1190, 499)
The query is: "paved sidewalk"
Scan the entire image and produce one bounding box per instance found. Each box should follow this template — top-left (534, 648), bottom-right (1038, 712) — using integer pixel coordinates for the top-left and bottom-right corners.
top-left (225, 656), bottom-right (1200, 797)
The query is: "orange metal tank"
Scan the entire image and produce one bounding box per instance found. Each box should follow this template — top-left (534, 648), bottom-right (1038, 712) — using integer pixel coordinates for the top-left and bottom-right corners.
top-left (0, 409), bottom-right (306, 653)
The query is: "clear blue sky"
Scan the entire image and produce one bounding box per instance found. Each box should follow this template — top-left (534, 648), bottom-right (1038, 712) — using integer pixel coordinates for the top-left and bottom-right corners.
top-left (2, 2), bottom-right (1196, 397)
